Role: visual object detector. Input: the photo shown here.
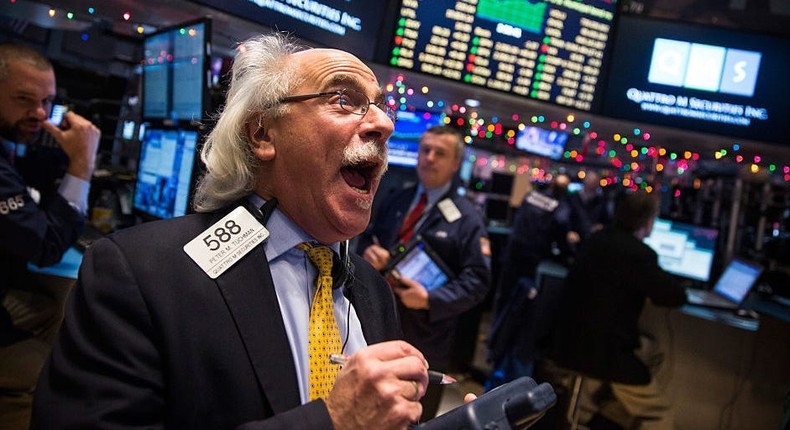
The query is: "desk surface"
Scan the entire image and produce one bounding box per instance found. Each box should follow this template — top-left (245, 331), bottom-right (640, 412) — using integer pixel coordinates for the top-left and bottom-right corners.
top-left (749, 295), bottom-right (790, 325)
top-left (680, 304), bottom-right (759, 331)
top-left (27, 246), bottom-right (83, 280)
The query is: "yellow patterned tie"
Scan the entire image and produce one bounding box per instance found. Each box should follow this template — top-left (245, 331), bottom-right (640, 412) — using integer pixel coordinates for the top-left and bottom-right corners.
top-left (297, 242), bottom-right (342, 400)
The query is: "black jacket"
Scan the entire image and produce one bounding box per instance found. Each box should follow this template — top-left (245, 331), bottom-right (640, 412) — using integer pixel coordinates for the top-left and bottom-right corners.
top-left (0, 145), bottom-right (83, 345)
top-left (32, 205), bottom-right (400, 429)
top-left (357, 184), bottom-right (491, 368)
top-left (548, 225), bottom-right (686, 384)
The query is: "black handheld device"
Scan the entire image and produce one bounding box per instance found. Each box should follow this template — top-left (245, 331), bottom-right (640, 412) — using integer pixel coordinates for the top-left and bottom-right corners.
top-left (416, 376), bottom-right (556, 430)
top-left (386, 238), bottom-right (453, 291)
top-left (48, 103), bottom-right (69, 127)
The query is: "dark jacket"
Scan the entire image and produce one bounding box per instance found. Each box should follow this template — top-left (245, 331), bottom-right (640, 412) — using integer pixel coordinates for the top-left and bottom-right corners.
top-left (357, 184), bottom-right (491, 368)
top-left (32, 205), bottom-right (400, 429)
top-left (548, 225), bottom-right (686, 385)
top-left (490, 189), bottom-right (573, 322)
top-left (0, 145), bottom-right (83, 345)
top-left (567, 190), bottom-right (611, 240)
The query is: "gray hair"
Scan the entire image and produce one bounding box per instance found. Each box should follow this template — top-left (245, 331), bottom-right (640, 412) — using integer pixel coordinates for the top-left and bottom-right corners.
top-left (193, 33), bottom-right (307, 212)
top-left (0, 42), bottom-right (53, 81)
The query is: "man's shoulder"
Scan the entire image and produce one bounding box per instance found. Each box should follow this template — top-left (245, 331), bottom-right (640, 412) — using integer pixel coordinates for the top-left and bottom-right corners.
top-left (111, 211), bottom-right (223, 245)
top-left (444, 192), bottom-right (487, 224)
top-left (589, 227), bottom-right (656, 258)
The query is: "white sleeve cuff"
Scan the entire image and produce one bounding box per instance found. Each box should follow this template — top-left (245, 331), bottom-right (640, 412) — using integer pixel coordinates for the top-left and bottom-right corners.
top-left (58, 173), bottom-right (91, 216)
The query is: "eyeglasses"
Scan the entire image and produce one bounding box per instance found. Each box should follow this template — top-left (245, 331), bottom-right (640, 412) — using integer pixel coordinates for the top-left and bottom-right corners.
top-left (279, 88), bottom-right (397, 123)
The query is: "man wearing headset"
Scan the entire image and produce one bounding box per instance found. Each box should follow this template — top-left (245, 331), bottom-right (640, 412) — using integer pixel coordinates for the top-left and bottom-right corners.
top-left (33, 33), bottom-right (443, 429)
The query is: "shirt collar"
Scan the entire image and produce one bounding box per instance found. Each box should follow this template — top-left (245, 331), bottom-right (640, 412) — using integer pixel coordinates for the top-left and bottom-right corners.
top-left (418, 181), bottom-right (453, 209)
top-left (247, 194), bottom-right (340, 262)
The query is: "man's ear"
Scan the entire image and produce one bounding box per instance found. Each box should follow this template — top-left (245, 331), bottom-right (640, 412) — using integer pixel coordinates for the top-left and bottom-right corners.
top-left (247, 120), bottom-right (275, 161)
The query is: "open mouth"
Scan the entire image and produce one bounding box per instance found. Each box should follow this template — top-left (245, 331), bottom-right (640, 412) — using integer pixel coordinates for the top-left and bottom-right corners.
top-left (341, 161), bottom-right (381, 194)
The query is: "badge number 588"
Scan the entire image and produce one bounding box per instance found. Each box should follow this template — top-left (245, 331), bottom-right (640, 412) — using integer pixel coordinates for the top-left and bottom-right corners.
top-left (184, 206), bottom-right (269, 279)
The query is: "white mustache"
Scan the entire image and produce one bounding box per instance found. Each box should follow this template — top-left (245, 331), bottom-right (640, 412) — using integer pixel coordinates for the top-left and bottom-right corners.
top-left (343, 140), bottom-right (388, 178)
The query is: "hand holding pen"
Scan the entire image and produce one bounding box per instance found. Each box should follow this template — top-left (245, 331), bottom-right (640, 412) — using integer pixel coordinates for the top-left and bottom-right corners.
top-left (323, 341), bottom-right (435, 429)
top-left (330, 353), bottom-right (456, 385)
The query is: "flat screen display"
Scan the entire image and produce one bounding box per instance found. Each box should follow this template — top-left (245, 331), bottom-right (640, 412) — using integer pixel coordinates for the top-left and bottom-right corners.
top-left (643, 217), bottom-right (719, 282)
top-left (387, 110), bottom-right (445, 167)
top-left (602, 15), bottom-right (790, 143)
top-left (386, 0), bottom-right (617, 111)
top-left (391, 241), bottom-right (450, 291)
top-left (133, 127), bottom-right (200, 219)
top-left (190, 0), bottom-right (389, 60)
top-left (713, 259), bottom-right (762, 303)
top-left (515, 126), bottom-right (568, 160)
top-left (142, 20), bottom-right (210, 122)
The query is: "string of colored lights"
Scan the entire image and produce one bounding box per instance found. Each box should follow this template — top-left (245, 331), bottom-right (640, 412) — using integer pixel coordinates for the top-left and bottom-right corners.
top-left (383, 73), bottom-right (790, 185)
top-left (13, 1), bottom-right (790, 185)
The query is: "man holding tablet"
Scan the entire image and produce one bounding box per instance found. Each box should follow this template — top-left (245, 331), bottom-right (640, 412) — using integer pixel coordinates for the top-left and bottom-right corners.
top-left (358, 125), bottom-right (492, 420)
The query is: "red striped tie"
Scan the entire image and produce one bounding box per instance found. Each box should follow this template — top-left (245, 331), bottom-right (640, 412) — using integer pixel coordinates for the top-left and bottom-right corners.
top-left (398, 192), bottom-right (427, 243)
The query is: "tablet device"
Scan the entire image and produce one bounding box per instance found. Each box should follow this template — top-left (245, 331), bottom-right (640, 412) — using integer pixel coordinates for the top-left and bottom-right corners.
top-left (388, 239), bottom-right (452, 291)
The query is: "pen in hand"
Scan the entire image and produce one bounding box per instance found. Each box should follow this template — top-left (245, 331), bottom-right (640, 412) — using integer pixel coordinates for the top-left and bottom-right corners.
top-left (329, 353), bottom-right (457, 385)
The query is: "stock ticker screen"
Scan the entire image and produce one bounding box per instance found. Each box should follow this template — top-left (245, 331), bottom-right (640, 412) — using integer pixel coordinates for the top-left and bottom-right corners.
top-left (386, 0), bottom-right (617, 112)
top-left (602, 15), bottom-right (790, 143)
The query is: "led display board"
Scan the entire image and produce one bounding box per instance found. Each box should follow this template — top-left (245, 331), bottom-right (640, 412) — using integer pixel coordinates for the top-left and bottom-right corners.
top-left (387, 110), bottom-right (446, 167)
top-left (602, 15), bottom-right (790, 143)
top-left (386, 0), bottom-right (617, 111)
top-left (190, 0), bottom-right (390, 60)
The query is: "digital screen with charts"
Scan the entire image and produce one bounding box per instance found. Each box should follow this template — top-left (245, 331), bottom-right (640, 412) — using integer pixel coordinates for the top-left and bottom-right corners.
top-left (133, 128), bottom-right (199, 219)
top-left (387, 110), bottom-right (445, 167)
top-left (142, 20), bottom-right (209, 122)
top-left (602, 15), bottom-right (790, 143)
top-left (643, 218), bottom-right (719, 282)
top-left (386, 0), bottom-right (617, 111)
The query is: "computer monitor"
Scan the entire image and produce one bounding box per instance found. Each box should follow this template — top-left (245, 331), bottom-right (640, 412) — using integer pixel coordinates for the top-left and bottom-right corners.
top-left (643, 218), bottom-right (719, 282)
top-left (133, 126), bottom-right (200, 220)
top-left (602, 15), bottom-right (790, 143)
top-left (142, 18), bottom-right (211, 123)
top-left (514, 126), bottom-right (568, 160)
top-left (387, 111), bottom-right (445, 167)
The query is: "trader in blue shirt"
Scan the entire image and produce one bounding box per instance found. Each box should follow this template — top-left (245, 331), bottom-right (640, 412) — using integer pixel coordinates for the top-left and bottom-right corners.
top-left (357, 125), bottom-right (492, 420)
top-left (0, 42), bottom-right (100, 429)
